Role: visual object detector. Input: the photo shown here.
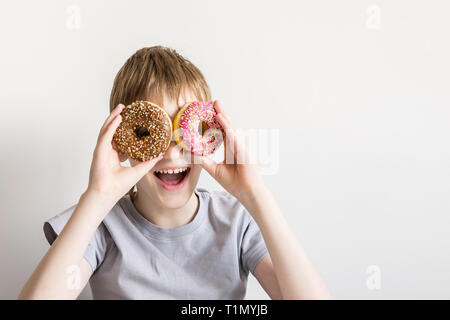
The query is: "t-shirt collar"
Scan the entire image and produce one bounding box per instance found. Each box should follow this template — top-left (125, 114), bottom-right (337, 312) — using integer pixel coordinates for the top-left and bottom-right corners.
top-left (119, 188), bottom-right (206, 240)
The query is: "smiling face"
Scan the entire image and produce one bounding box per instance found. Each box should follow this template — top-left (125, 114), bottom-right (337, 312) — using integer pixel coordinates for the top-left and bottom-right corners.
top-left (129, 92), bottom-right (202, 209)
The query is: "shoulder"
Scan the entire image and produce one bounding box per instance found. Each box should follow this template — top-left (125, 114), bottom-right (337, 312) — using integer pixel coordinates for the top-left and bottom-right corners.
top-left (44, 198), bottom-right (126, 244)
top-left (45, 197), bottom-right (125, 227)
top-left (195, 187), bottom-right (252, 225)
top-left (44, 203), bottom-right (78, 239)
top-left (196, 187), bottom-right (242, 209)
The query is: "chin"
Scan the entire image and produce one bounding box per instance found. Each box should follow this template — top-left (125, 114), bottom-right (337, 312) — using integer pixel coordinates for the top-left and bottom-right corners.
top-left (154, 190), bottom-right (193, 209)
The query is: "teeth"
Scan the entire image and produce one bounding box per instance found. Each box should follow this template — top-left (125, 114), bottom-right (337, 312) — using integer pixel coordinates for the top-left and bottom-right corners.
top-left (155, 168), bottom-right (188, 174)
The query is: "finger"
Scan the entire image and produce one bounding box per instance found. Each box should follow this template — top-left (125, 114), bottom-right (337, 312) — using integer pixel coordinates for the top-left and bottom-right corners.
top-left (112, 140), bottom-right (128, 162)
top-left (100, 104), bottom-right (125, 136)
top-left (217, 114), bottom-right (249, 164)
top-left (212, 101), bottom-right (235, 145)
top-left (214, 112), bottom-right (236, 163)
top-left (99, 113), bottom-right (122, 148)
top-left (218, 119), bottom-right (234, 165)
top-left (214, 101), bottom-right (236, 134)
top-left (221, 126), bottom-right (229, 164)
top-left (216, 112), bottom-right (232, 131)
top-left (131, 155), bottom-right (163, 178)
top-left (199, 155), bottom-right (219, 178)
top-left (213, 100), bottom-right (233, 125)
top-left (213, 101), bottom-right (248, 164)
top-left (213, 100), bottom-right (225, 116)
top-left (216, 113), bottom-right (237, 154)
top-left (233, 132), bottom-right (249, 164)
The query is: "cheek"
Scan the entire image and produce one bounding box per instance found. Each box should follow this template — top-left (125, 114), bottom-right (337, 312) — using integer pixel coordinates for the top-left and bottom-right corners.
top-left (188, 165), bottom-right (202, 181)
top-left (140, 170), bottom-right (159, 187)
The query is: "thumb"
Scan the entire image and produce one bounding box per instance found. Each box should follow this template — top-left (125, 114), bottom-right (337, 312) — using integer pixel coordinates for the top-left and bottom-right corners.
top-left (132, 155), bottom-right (163, 178)
top-left (199, 155), bottom-right (219, 177)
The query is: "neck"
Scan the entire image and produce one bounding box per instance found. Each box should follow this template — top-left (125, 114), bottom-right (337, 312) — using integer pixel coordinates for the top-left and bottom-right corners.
top-left (132, 189), bottom-right (199, 229)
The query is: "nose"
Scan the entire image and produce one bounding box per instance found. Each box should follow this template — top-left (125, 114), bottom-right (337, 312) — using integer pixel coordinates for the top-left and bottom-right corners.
top-left (162, 140), bottom-right (184, 161)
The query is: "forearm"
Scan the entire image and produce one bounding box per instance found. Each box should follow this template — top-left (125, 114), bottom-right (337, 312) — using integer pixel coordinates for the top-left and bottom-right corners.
top-left (18, 190), bottom-right (113, 299)
top-left (240, 187), bottom-right (332, 300)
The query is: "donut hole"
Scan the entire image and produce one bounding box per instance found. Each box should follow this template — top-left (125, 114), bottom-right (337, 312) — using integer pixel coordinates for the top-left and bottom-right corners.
top-left (198, 121), bottom-right (208, 136)
top-left (134, 125), bottom-right (150, 139)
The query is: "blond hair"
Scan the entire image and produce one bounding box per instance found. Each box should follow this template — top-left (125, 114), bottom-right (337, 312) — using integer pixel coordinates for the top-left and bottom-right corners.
top-left (109, 46), bottom-right (211, 199)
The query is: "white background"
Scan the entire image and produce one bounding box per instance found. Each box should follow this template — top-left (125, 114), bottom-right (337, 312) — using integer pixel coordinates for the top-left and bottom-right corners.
top-left (1, 0), bottom-right (449, 299)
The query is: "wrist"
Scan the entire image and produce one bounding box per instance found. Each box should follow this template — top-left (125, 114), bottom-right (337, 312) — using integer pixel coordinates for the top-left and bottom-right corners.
top-left (84, 186), bottom-right (119, 203)
top-left (238, 184), bottom-right (271, 210)
top-left (80, 188), bottom-right (118, 218)
top-left (239, 185), bottom-right (283, 223)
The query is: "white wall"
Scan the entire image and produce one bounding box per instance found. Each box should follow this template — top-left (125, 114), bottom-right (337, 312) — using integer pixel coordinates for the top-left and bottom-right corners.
top-left (1, 0), bottom-right (449, 299)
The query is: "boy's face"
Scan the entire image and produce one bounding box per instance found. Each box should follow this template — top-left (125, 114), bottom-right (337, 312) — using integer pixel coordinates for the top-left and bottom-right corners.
top-left (128, 91), bottom-right (202, 209)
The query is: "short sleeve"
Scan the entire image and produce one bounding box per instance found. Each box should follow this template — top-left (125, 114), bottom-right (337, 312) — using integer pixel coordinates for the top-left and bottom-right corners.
top-left (43, 204), bottom-right (109, 272)
top-left (240, 213), bottom-right (269, 274)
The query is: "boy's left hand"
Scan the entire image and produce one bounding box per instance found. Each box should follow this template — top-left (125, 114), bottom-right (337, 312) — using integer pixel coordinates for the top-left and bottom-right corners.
top-left (200, 100), bottom-right (267, 204)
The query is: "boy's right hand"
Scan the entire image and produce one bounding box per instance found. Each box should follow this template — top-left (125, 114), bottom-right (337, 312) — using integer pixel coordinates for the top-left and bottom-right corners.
top-left (86, 104), bottom-right (162, 206)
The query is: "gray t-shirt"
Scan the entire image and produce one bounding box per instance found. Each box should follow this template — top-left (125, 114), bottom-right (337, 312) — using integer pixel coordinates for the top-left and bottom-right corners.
top-left (43, 187), bottom-right (268, 299)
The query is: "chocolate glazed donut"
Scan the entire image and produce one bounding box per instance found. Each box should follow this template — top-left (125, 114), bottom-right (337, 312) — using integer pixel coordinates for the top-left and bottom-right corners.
top-left (113, 101), bottom-right (172, 162)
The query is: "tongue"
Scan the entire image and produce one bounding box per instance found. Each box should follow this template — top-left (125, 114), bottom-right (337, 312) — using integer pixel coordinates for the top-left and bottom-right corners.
top-left (159, 172), bottom-right (184, 185)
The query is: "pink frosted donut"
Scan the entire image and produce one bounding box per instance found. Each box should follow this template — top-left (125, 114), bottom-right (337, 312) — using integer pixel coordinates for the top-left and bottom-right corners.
top-left (173, 101), bottom-right (224, 155)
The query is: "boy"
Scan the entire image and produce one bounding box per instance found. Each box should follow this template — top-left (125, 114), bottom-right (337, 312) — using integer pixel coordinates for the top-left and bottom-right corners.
top-left (19, 46), bottom-right (331, 299)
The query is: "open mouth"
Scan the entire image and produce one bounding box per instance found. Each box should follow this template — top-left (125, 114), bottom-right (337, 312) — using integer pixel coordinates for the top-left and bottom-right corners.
top-left (153, 167), bottom-right (190, 188)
